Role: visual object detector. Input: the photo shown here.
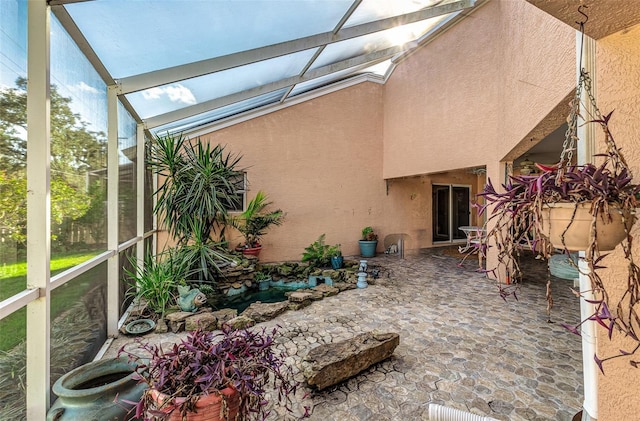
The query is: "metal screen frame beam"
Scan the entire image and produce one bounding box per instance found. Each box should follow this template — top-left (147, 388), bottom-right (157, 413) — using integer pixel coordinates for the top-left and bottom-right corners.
top-left (117, 0), bottom-right (476, 94)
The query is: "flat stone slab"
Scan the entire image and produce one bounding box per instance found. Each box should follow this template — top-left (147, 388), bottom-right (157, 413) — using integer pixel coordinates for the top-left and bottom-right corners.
top-left (212, 309), bottom-right (237, 328)
top-left (289, 291), bottom-right (314, 302)
top-left (301, 331), bottom-right (400, 390)
top-left (241, 301), bottom-right (289, 323)
top-left (332, 282), bottom-right (357, 292)
top-left (312, 284), bottom-right (339, 297)
top-left (185, 312), bottom-right (217, 331)
top-left (223, 315), bottom-right (255, 330)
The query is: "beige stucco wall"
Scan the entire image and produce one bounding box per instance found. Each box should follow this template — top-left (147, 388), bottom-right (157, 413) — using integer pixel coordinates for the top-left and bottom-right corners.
top-left (171, 0), bottom-right (577, 263)
top-left (382, 0), bottom-right (575, 178)
top-left (194, 83), bottom-right (388, 262)
top-left (593, 22), bottom-right (640, 421)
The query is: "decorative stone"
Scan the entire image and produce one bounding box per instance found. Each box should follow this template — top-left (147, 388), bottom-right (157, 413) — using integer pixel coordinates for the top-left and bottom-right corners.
top-left (307, 290), bottom-right (325, 301)
top-left (333, 282), bottom-right (357, 292)
top-left (241, 301), bottom-right (289, 323)
top-left (313, 284), bottom-right (339, 297)
top-left (212, 308), bottom-right (237, 328)
top-left (288, 300), bottom-right (312, 311)
top-left (301, 331), bottom-right (400, 390)
top-left (277, 265), bottom-right (293, 276)
top-left (223, 315), bottom-right (255, 330)
top-left (164, 311), bottom-right (193, 333)
top-left (289, 291), bottom-right (314, 303)
top-left (154, 318), bottom-right (168, 334)
top-left (185, 312), bottom-right (217, 331)
top-left (165, 311), bottom-right (193, 323)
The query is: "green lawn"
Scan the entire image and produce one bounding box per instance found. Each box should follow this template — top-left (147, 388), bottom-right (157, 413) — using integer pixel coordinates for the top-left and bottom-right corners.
top-left (1, 251), bottom-right (100, 301)
top-left (0, 251), bottom-right (102, 351)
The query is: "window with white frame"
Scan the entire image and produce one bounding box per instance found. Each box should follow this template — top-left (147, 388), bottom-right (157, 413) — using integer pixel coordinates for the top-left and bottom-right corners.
top-left (224, 172), bottom-right (246, 212)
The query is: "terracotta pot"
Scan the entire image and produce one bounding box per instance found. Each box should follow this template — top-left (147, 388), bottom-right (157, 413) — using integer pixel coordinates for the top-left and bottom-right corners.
top-left (148, 387), bottom-right (240, 421)
top-left (240, 245), bottom-right (262, 257)
top-left (541, 202), bottom-right (635, 251)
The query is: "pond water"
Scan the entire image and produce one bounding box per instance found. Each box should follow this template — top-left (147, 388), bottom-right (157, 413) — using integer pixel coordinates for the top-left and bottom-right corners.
top-left (219, 287), bottom-right (291, 313)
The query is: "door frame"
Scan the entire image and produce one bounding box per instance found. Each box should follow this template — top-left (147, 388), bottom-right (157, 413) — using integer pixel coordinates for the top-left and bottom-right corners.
top-left (432, 183), bottom-right (472, 244)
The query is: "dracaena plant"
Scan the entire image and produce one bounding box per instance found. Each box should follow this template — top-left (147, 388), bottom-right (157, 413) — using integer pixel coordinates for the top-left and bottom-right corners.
top-left (477, 107), bottom-right (640, 372)
top-left (119, 326), bottom-right (307, 420)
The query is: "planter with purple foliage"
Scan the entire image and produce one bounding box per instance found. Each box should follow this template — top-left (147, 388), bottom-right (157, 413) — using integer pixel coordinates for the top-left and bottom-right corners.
top-left (477, 101), bottom-right (640, 371)
top-left (119, 326), bottom-right (306, 420)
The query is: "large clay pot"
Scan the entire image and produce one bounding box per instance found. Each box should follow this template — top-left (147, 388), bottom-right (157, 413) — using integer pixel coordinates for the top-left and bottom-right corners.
top-left (148, 387), bottom-right (240, 421)
top-left (542, 202), bottom-right (635, 251)
top-left (47, 357), bottom-right (146, 421)
top-left (236, 245), bottom-right (262, 257)
top-left (358, 240), bottom-right (377, 258)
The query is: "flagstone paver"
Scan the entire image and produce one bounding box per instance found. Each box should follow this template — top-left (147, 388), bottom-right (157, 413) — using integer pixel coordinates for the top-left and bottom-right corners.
top-left (105, 248), bottom-right (583, 421)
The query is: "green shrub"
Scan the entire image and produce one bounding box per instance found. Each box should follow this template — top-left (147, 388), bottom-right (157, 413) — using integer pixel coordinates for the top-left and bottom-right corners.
top-left (302, 234), bottom-right (331, 268)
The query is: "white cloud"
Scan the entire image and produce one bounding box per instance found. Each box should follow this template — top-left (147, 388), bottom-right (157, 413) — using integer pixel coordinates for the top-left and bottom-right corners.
top-left (68, 81), bottom-right (100, 94)
top-left (77, 81), bottom-right (100, 93)
top-left (142, 87), bottom-right (164, 100)
top-left (142, 84), bottom-right (196, 105)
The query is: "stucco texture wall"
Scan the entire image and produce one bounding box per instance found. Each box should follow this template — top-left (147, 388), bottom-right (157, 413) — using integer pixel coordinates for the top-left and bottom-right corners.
top-left (195, 83), bottom-right (387, 262)
top-left (593, 22), bottom-right (640, 421)
top-left (382, 0), bottom-right (575, 179)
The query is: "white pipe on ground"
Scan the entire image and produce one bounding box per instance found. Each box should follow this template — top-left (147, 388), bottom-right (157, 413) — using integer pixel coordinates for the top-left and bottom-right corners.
top-left (428, 404), bottom-right (498, 421)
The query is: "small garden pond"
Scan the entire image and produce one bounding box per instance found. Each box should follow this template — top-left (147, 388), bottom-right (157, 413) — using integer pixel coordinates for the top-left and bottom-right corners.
top-left (218, 287), bottom-right (291, 313)
top-left (217, 277), bottom-right (332, 313)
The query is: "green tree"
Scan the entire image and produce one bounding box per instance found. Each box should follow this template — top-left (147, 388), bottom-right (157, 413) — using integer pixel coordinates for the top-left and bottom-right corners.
top-left (0, 77), bottom-right (107, 246)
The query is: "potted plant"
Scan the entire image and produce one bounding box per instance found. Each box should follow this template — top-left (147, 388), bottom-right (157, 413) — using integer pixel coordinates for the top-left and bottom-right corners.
top-left (477, 69), bottom-right (640, 371)
top-left (358, 226), bottom-right (378, 258)
top-left (301, 234), bottom-right (331, 268)
top-left (230, 191), bottom-right (285, 257)
top-left (254, 270), bottom-right (272, 291)
top-left (118, 326), bottom-right (305, 421)
top-left (328, 244), bottom-right (343, 269)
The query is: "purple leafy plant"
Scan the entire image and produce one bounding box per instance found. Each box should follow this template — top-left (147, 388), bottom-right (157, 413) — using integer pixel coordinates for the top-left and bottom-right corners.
top-left (118, 325), bottom-right (307, 420)
top-left (476, 109), bottom-right (640, 372)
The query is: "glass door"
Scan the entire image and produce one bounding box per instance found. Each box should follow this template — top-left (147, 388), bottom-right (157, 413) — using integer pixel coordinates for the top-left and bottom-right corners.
top-left (432, 184), bottom-right (471, 243)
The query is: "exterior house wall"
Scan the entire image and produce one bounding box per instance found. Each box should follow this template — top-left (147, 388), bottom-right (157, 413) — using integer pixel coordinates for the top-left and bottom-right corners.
top-left (382, 0), bottom-right (575, 268)
top-left (382, 0), bottom-right (575, 178)
top-left (193, 83), bottom-right (387, 262)
top-left (174, 0), bottom-right (576, 261)
top-left (594, 23), bottom-right (640, 421)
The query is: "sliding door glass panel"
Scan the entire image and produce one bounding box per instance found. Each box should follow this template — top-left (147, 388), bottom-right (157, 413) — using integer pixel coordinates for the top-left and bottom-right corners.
top-left (452, 186), bottom-right (470, 240)
top-left (432, 185), bottom-right (450, 242)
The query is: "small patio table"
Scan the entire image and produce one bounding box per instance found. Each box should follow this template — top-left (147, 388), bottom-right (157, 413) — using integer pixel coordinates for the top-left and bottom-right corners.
top-left (457, 225), bottom-right (486, 254)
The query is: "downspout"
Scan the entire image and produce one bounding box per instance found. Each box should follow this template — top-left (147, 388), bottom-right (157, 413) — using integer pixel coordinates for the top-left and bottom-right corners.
top-left (576, 31), bottom-right (598, 421)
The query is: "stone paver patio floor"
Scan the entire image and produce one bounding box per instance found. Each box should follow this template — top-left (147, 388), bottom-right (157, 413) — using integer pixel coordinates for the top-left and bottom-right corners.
top-left (105, 247), bottom-right (583, 421)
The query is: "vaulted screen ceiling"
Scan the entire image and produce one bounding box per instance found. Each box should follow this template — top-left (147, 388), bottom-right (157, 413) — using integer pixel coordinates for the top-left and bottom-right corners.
top-left (53, 0), bottom-right (478, 135)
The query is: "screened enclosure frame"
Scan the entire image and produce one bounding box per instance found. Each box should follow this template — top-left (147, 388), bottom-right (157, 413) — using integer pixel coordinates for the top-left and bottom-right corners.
top-left (0, 0), bottom-right (484, 418)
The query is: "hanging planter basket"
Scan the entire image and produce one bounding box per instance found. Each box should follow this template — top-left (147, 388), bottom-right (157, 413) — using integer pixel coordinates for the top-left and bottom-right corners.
top-left (542, 203), bottom-right (635, 251)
